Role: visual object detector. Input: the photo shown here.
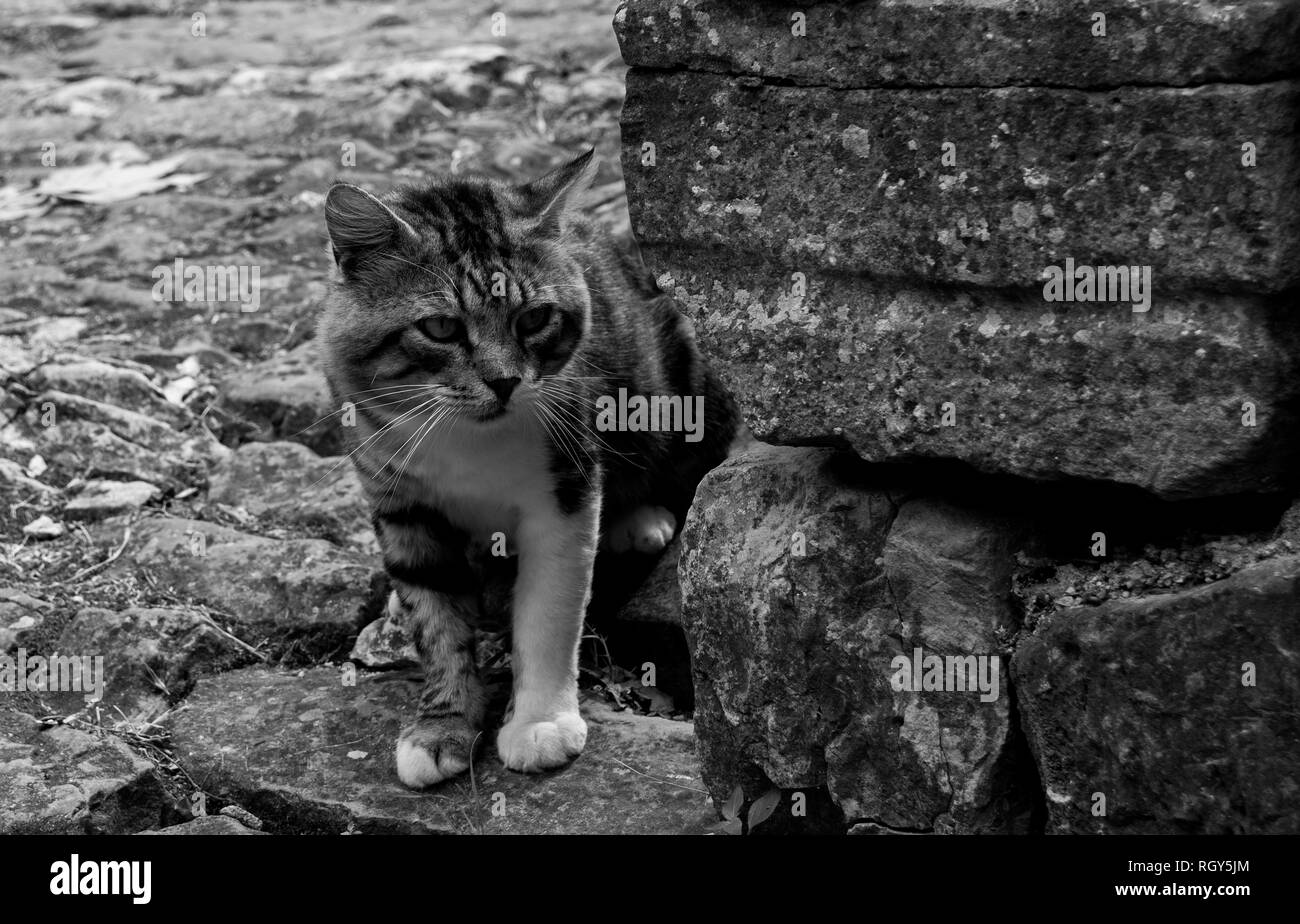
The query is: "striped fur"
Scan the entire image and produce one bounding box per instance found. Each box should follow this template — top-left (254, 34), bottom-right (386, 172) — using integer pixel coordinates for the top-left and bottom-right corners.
top-left (318, 151), bottom-right (737, 786)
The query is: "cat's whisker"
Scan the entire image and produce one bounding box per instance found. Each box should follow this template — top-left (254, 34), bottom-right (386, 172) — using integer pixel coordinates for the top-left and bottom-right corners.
top-left (546, 403), bottom-right (642, 468)
top-left (532, 390), bottom-right (588, 467)
top-left (296, 390), bottom-right (449, 492)
top-left (533, 397), bottom-right (593, 489)
top-left (313, 393), bottom-right (445, 486)
top-left (534, 411), bottom-right (580, 487)
top-left (536, 381), bottom-right (646, 465)
top-left (371, 395), bottom-right (463, 494)
top-left (538, 388), bottom-right (607, 474)
top-left (376, 401), bottom-right (461, 504)
top-left (274, 384), bottom-right (434, 442)
top-left (345, 383), bottom-right (443, 398)
top-left (370, 398), bottom-right (453, 481)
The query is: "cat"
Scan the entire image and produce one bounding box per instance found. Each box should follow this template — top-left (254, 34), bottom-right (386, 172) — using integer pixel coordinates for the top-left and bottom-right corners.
top-left (318, 150), bottom-right (737, 787)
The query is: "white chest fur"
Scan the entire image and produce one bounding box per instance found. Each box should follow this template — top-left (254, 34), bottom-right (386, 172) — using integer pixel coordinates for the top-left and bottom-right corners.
top-left (381, 410), bottom-right (557, 542)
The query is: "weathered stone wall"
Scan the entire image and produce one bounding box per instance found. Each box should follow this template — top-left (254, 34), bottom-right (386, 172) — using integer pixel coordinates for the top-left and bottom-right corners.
top-left (616, 0), bottom-right (1300, 833)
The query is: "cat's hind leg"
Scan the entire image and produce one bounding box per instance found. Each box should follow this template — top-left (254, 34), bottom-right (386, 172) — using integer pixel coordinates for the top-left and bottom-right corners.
top-left (601, 504), bottom-right (676, 554)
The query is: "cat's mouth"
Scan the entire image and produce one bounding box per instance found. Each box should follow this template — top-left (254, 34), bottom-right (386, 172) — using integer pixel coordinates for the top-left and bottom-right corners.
top-left (475, 403), bottom-right (509, 422)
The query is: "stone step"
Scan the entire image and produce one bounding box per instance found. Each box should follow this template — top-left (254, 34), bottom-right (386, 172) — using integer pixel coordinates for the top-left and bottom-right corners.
top-left (168, 666), bottom-right (716, 835)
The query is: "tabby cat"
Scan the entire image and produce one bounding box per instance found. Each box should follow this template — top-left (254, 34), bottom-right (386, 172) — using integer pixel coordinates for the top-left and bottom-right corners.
top-left (318, 150), bottom-right (737, 787)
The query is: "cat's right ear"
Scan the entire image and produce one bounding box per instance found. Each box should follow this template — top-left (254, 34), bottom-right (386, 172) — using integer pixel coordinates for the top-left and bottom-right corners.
top-left (324, 184), bottom-right (416, 277)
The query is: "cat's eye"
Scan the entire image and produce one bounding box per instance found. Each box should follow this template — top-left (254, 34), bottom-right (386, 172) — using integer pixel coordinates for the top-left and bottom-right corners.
top-left (516, 304), bottom-right (553, 337)
top-left (418, 316), bottom-right (462, 342)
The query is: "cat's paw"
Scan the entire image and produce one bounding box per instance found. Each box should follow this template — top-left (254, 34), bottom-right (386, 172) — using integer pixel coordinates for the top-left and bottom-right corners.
top-left (496, 711), bottom-right (587, 773)
top-left (395, 716), bottom-right (479, 788)
top-left (603, 505), bottom-right (676, 554)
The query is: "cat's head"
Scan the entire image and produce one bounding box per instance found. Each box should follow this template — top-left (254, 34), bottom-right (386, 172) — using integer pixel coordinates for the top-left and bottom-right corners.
top-left (319, 150), bottom-right (599, 424)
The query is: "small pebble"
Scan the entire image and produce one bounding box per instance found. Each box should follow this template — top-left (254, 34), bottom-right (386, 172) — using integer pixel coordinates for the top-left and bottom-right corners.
top-left (22, 514), bottom-right (64, 540)
top-left (218, 804), bottom-right (264, 830)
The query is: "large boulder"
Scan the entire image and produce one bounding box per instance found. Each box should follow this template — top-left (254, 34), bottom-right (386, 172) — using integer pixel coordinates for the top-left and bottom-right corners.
top-left (1013, 554), bottom-right (1300, 833)
top-left (653, 251), bottom-right (1300, 499)
top-left (679, 443), bottom-right (1036, 833)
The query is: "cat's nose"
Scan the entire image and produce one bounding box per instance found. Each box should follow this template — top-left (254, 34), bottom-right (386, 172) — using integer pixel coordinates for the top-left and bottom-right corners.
top-left (485, 376), bottom-right (521, 403)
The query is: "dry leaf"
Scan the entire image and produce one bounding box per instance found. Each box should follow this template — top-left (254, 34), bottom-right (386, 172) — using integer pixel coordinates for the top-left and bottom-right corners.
top-left (37, 154), bottom-right (208, 205)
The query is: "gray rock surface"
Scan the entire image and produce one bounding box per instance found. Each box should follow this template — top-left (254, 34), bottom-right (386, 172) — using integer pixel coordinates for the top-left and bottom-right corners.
top-left (107, 517), bottom-right (385, 660)
top-left (655, 252), bottom-right (1300, 499)
top-left (139, 815), bottom-right (267, 835)
top-left (0, 588), bottom-right (52, 652)
top-left (615, 0), bottom-right (1300, 89)
top-left (349, 614), bottom-right (419, 669)
top-left (208, 440), bottom-right (372, 547)
top-left (28, 357), bottom-right (189, 427)
top-left (169, 666), bottom-right (715, 834)
top-left (28, 390), bottom-right (227, 489)
top-left (21, 514), bottom-right (65, 539)
top-left (1013, 554), bottom-right (1300, 833)
top-left (56, 606), bottom-right (246, 721)
top-left (219, 341), bottom-right (342, 456)
top-left (0, 708), bottom-right (167, 834)
top-left (0, 457), bottom-right (56, 496)
top-left (622, 73), bottom-right (1300, 293)
top-left (64, 479), bottom-right (160, 520)
top-left (680, 443), bottom-right (1033, 832)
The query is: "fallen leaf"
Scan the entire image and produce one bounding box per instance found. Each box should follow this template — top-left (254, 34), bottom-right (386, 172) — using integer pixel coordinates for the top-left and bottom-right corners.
top-left (37, 154), bottom-right (209, 205)
top-left (746, 789), bottom-right (782, 831)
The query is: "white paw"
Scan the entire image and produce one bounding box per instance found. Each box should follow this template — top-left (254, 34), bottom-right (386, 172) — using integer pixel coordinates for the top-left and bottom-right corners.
top-left (603, 505), bottom-right (676, 554)
top-left (496, 711), bottom-right (587, 773)
top-left (395, 719), bottom-right (475, 788)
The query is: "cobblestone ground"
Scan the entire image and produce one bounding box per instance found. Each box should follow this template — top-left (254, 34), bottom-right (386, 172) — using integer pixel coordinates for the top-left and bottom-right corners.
top-left (0, 0), bottom-right (713, 835)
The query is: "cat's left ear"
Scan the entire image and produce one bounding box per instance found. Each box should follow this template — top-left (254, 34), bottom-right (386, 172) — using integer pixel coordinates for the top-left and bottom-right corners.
top-left (325, 183), bottom-right (417, 277)
top-left (519, 149), bottom-right (599, 237)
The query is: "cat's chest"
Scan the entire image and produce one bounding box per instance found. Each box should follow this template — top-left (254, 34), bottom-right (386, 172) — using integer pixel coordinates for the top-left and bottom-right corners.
top-left (403, 418), bottom-right (555, 535)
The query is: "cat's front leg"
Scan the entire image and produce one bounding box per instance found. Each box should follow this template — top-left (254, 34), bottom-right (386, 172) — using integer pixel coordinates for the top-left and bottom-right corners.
top-left (496, 496), bottom-right (599, 772)
top-left (392, 585), bottom-right (486, 787)
top-left (374, 508), bottom-right (486, 788)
